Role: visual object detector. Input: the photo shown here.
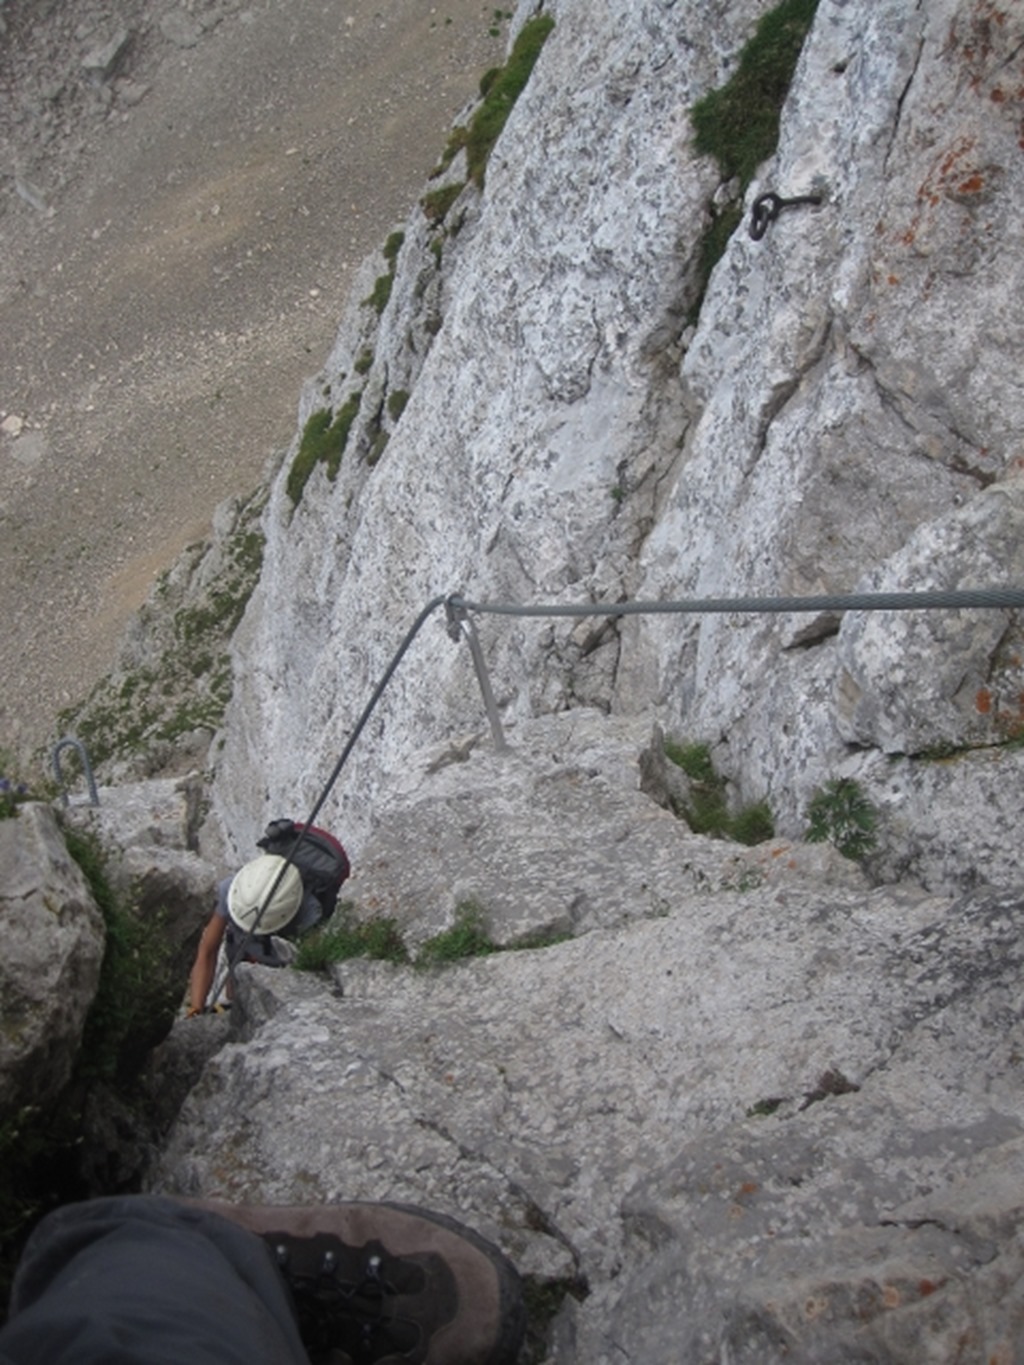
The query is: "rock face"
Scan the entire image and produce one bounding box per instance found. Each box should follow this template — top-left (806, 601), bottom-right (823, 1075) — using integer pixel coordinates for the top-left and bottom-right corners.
top-left (63, 773), bottom-right (221, 987)
top-left (56, 490), bottom-right (266, 787)
top-left (0, 785), bottom-right (226, 1196)
top-left (347, 711), bottom-right (868, 947)
top-left (74, 0), bottom-right (1024, 1357)
top-left (0, 804), bottom-right (105, 1122)
top-left (202, 0), bottom-right (1024, 899)
top-left (151, 713), bottom-right (1024, 1362)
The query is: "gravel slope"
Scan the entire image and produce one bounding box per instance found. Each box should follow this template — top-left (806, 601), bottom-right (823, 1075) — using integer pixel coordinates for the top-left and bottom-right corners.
top-left (0, 0), bottom-right (507, 770)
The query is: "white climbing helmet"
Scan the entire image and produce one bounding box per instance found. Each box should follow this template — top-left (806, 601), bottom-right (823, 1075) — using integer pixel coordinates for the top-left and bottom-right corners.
top-left (227, 854), bottom-right (303, 934)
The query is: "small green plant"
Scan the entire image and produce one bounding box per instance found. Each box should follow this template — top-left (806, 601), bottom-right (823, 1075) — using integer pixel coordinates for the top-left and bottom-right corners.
top-left (287, 393), bottom-right (363, 505)
top-left (434, 15), bottom-right (555, 189)
top-left (805, 778), bottom-right (878, 861)
top-left (690, 0), bottom-right (820, 184)
top-left (416, 901), bottom-right (497, 967)
top-left (364, 273), bottom-right (394, 315)
top-left (664, 739), bottom-right (730, 835)
top-left (294, 904), bottom-right (570, 975)
top-left (690, 202), bottom-right (743, 311)
top-left (367, 431), bottom-right (389, 466)
top-left (354, 349), bottom-right (374, 375)
top-left (64, 826), bottom-right (178, 1085)
top-left (362, 232), bottom-right (405, 316)
top-left (664, 740), bottom-right (774, 844)
top-left (293, 906), bottom-right (409, 972)
top-left (387, 390), bottom-right (409, 420)
top-left (466, 15), bottom-right (554, 184)
top-left (287, 409), bottom-right (330, 503)
top-left (664, 738), bottom-right (717, 784)
top-left (686, 0), bottom-right (820, 321)
top-left (730, 800), bottom-right (775, 847)
top-left (421, 182), bottom-right (464, 226)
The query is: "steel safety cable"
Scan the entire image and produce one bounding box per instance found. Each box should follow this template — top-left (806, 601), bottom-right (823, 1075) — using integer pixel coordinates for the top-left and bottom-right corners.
top-left (448, 586), bottom-right (1024, 619)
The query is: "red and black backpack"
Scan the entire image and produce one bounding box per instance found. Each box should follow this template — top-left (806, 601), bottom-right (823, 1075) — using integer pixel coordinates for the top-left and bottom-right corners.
top-left (256, 818), bottom-right (351, 919)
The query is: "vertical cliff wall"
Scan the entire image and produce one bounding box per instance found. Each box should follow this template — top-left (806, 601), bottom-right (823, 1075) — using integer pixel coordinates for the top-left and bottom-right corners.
top-left (210, 0), bottom-right (1024, 892)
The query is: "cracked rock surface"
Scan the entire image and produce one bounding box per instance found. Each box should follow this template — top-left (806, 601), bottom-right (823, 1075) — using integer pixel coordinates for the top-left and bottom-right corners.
top-left (204, 0), bottom-right (1024, 898)
top-left (150, 713), bottom-right (1024, 1362)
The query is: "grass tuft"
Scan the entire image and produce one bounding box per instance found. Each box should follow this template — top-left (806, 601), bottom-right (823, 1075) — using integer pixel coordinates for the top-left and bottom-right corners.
top-left (421, 182), bottom-right (464, 226)
top-left (664, 739), bottom-right (775, 844)
top-left (730, 800), bottom-right (776, 847)
top-left (691, 0), bottom-right (820, 185)
top-left (433, 15), bottom-right (554, 190)
top-left (387, 390), bottom-right (409, 420)
top-left (686, 0), bottom-right (820, 322)
top-left (287, 393), bottom-right (363, 506)
top-left (416, 901), bottom-right (497, 967)
top-left (293, 905), bottom-right (409, 971)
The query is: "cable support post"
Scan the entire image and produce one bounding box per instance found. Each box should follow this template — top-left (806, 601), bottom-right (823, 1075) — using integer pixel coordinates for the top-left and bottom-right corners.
top-left (445, 593), bottom-right (509, 753)
top-left (444, 594), bottom-right (467, 642)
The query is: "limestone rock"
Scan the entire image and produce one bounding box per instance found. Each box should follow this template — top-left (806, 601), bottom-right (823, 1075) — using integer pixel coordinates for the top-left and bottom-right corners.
top-left (0, 804), bottom-right (105, 1123)
top-left (347, 711), bottom-right (864, 947)
top-left (159, 11), bottom-right (203, 49)
top-left (836, 483), bottom-right (1024, 756)
top-left (203, 0), bottom-right (1024, 900)
top-left (70, 0), bottom-right (1024, 1354)
top-left (81, 29), bottom-right (131, 84)
top-left (149, 831), bottom-right (1022, 1361)
top-left (64, 774), bottom-right (206, 854)
top-left (626, 0), bottom-right (1024, 888)
top-left (63, 775), bottom-right (222, 1017)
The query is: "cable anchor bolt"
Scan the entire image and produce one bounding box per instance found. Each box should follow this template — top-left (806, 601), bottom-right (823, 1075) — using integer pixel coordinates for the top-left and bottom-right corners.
top-left (749, 190), bottom-right (824, 241)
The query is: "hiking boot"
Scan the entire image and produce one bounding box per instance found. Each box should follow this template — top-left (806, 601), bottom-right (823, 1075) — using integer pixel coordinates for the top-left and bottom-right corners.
top-left (194, 1200), bottom-right (526, 1365)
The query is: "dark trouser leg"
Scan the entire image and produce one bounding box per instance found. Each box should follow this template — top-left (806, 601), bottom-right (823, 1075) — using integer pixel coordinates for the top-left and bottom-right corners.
top-left (0, 1195), bottom-right (309, 1365)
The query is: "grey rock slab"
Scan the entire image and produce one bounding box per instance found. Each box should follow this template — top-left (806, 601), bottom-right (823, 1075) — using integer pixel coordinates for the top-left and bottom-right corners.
top-left (0, 803), bottom-right (105, 1121)
top-left (150, 878), bottom-right (1024, 1357)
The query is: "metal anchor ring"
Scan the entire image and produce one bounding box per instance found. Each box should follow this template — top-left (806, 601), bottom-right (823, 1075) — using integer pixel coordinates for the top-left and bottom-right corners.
top-left (749, 190), bottom-right (823, 241)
